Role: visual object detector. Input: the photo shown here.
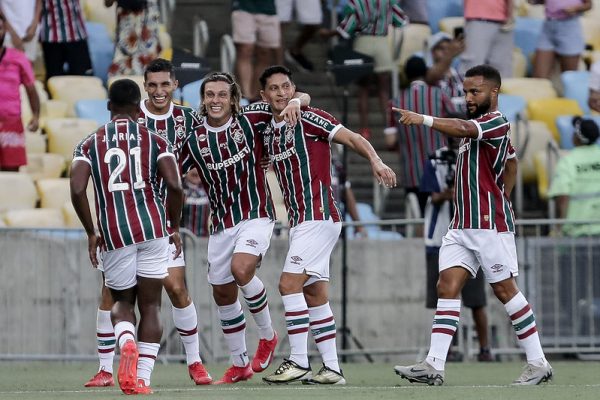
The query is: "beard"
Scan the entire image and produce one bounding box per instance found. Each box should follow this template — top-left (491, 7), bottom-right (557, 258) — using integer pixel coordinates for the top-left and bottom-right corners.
top-left (466, 98), bottom-right (492, 119)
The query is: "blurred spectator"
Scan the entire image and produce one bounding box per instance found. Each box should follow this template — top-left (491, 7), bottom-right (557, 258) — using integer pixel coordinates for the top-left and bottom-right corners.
top-left (530, 0), bottom-right (591, 78)
top-left (331, 150), bottom-right (366, 238)
top-left (232, 0), bottom-right (281, 100)
top-left (323, 0), bottom-right (408, 140)
top-left (589, 60), bottom-right (600, 113)
top-left (39, 0), bottom-right (92, 79)
top-left (182, 168), bottom-right (210, 237)
top-left (399, 0), bottom-right (428, 24)
top-left (420, 137), bottom-right (493, 362)
top-left (106, 0), bottom-right (162, 77)
top-left (460, 0), bottom-right (514, 79)
top-left (423, 32), bottom-right (466, 115)
top-left (0, 0), bottom-right (41, 62)
top-left (385, 56), bottom-right (453, 212)
top-left (277, 0), bottom-right (322, 72)
top-left (0, 12), bottom-right (40, 171)
top-left (548, 117), bottom-right (600, 237)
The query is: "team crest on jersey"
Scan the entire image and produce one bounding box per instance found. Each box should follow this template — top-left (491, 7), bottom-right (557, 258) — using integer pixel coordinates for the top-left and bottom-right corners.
top-left (231, 128), bottom-right (244, 144)
top-left (200, 146), bottom-right (211, 156)
top-left (175, 125), bottom-right (185, 138)
top-left (284, 124), bottom-right (295, 143)
top-left (137, 118), bottom-right (146, 125)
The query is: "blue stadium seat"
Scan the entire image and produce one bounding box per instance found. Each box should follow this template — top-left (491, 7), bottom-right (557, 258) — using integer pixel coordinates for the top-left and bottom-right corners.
top-left (426, 0), bottom-right (463, 33)
top-left (85, 22), bottom-right (114, 84)
top-left (561, 71), bottom-right (590, 114)
top-left (345, 203), bottom-right (403, 240)
top-left (182, 79), bottom-right (204, 110)
top-left (556, 115), bottom-right (576, 149)
top-left (498, 94), bottom-right (527, 122)
top-left (513, 17), bottom-right (543, 73)
top-left (75, 99), bottom-right (111, 127)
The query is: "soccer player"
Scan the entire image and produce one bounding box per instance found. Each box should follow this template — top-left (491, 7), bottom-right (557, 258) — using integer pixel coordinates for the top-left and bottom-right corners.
top-left (392, 65), bottom-right (553, 386)
top-left (71, 78), bottom-right (183, 395)
top-left (84, 58), bottom-right (212, 387)
top-left (179, 71), bottom-right (309, 384)
top-left (259, 65), bottom-right (396, 385)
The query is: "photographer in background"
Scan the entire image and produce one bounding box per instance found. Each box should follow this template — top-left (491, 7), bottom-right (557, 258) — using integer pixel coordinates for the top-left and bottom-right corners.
top-left (420, 137), bottom-right (493, 362)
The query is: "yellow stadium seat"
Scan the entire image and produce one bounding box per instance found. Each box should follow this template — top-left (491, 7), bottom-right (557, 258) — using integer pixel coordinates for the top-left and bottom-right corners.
top-left (501, 78), bottom-right (557, 102)
top-left (511, 120), bottom-right (557, 184)
top-left (581, 15), bottom-right (600, 51)
top-left (512, 48), bottom-right (527, 78)
top-left (20, 81), bottom-right (49, 132)
top-left (21, 153), bottom-right (65, 181)
top-left (527, 98), bottom-right (583, 142)
top-left (158, 25), bottom-right (173, 60)
top-left (393, 24), bottom-right (432, 69)
top-left (83, 0), bottom-right (117, 39)
top-left (47, 76), bottom-right (107, 117)
top-left (515, 0), bottom-right (545, 18)
top-left (0, 172), bottom-right (38, 213)
top-left (107, 75), bottom-right (146, 99)
top-left (36, 178), bottom-right (71, 209)
top-left (62, 183), bottom-right (97, 229)
top-left (533, 148), bottom-right (569, 200)
top-left (25, 132), bottom-right (46, 155)
top-left (438, 17), bottom-right (464, 35)
top-left (45, 118), bottom-right (99, 165)
top-left (4, 208), bottom-right (66, 228)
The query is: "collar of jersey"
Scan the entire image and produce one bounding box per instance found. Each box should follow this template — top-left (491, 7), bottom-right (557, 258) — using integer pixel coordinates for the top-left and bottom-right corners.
top-left (141, 99), bottom-right (174, 120)
top-left (204, 116), bottom-right (233, 131)
top-left (271, 118), bottom-right (287, 129)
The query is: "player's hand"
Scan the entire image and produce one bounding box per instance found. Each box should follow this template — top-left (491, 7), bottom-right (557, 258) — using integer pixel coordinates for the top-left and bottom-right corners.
top-left (371, 159), bottom-right (397, 188)
top-left (259, 154), bottom-right (272, 170)
top-left (391, 107), bottom-right (424, 126)
top-left (280, 99), bottom-right (301, 126)
top-left (27, 116), bottom-right (39, 132)
top-left (87, 233), bottom-right (99, 268)
top-left (170, 231), bottom-right (182, 259)
top-left (355, 225), bottom-right (367, 238)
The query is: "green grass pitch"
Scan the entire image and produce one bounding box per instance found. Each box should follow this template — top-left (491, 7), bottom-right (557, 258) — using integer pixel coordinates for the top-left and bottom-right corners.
top-left (0, 361), bottom-right (598, 399)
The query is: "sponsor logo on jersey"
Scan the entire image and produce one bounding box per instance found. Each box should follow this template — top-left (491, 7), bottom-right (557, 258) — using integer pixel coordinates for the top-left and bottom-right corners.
top-left (290, 255), bottom-right (303, 265)
top-left (273, 147), bottom-right (297, 162)
top-left (137, 118), bottom-right (146, 125)
top-left (491, 264), bottom-right (504, 273)
top-left (303, 111), bottom-right (330, 129)
top-left (200, 146), bottom-right (211, 156)
top-left (175, 115), bottom-right (184, 123)
top-left (198, 134), bottom-right (207, 141)
top-left (459, 141), bottom-right (471, 154)
top-left (206, 146), bottom-right (250, 170)
top-left (246, 239), bottom-right (258, 248)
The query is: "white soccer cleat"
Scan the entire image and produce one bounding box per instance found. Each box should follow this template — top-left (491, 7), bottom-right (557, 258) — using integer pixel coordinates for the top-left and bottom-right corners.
top-left (512, 362), bottom-right (553, 385)
top-left (394, 360), bottom-right (444, 386)
top-left (262, 359), bottom-right (312, 385)
top-left (305, 364), bottom-right (346, 385)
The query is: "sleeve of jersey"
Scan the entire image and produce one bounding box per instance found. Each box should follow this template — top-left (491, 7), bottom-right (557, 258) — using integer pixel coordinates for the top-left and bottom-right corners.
top-left (241, 102), bottom-right (272, 124)
top-left (507, 139), bottom-right (517, 159)
top-left (547, 158), bottom-right (573, 197)
top-left (419, 160), bottom-right (441, 194)
top-left (336, 4), bottom-right (357, 39)
top-left (471, 113), bottom-right (510, 141)
top-left (306, 108), bottom-right (343, 141)
top-left (179, 141), bottom-right (194, 174)
top-left (392, 2), bottom-right (409, 28)
top-left (72, 136), bottom-right (92, 166)
top-left (156, 136), bottom-right (176, 161)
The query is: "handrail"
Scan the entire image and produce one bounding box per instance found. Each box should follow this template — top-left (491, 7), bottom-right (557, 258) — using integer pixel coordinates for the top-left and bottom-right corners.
top-left (192, 18), bottom-right (209, 58)
top-left (220, 34), bottom-right (236, 74)
top-left (158, 0), bottom-right (176, 29)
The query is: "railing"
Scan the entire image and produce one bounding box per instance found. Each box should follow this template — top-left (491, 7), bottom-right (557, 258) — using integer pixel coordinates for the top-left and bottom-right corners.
top-left (192, 18), bottom-right (209, 58)
top-left (220, 34), bottom-right (236, 74)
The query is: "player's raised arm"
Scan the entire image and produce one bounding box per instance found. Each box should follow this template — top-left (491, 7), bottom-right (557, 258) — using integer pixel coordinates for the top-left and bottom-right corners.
top-left (332, 127), bottom-right (397, 188)
top-left (392, 107), bottom-right (479, 139)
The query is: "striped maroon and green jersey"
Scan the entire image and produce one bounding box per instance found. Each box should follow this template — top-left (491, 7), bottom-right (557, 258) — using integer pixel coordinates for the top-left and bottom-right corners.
top-left (40, 0), bottom-right (88, 43)
top-left (263, 107), bottom-right (343, 228)
top-left (73, 117), bottom-right (174, 251)
top-left (180, 103), bottom-right (275, 234)
top-left (387, 80), bottom-right (453, 188)
top-left (137, 101), bottom-right (201, 164)
top-left (182, 181), bottom-right (210, 237)
top-left (451, 111), bottom-right (516, 233)
top-left (337, 0), bottom-right (407, 38)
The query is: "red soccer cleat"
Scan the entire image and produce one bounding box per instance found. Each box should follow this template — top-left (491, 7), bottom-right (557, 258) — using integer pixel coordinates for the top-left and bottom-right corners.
top-left (117, 340), bottom-right (139, 395)
top-left (188, 361), bottom-right (213, 385)
top-left (251, 331), bottom-right (278, 373)
top-left (84, 369), bottom-right (114, 387)
top-left (214, 364), bottom-right (254, 384)
top-left (135, 379), bottom-right (153, 395)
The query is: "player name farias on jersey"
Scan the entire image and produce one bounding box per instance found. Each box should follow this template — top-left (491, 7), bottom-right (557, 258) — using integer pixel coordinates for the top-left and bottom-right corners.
top-left (451, 111), bottom-right (516, 233)
top-left (263, 107), bottom-right (342, 227)
top-left (181, 108), bottom-right (274, 234)
top-left (73, 118), bottom-right (174, 251)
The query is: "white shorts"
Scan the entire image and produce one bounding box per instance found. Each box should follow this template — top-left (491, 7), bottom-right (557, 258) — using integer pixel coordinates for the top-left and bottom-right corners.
top-left (276, 0), bottom-right (323, 24)
top-left (207, 218), bottom-right (274, 285)
top-left (167, 242), bottom-right (185, 268)
top-left (439, 229), bottom-right (519, 284)
top-left (102, 237), bottom-right (170, 290)
top-left (283, 218), bottom-right (341, 286)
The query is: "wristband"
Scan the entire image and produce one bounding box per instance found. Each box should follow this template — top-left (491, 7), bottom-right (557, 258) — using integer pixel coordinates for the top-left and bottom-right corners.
top-left (422, 115), bottom-right (434, 127)
top-left (288, 98), bottom-right (301, 106)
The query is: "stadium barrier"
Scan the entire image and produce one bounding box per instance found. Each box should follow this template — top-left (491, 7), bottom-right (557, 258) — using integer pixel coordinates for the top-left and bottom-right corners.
top-left (0, 219), bottom-right (598, 362)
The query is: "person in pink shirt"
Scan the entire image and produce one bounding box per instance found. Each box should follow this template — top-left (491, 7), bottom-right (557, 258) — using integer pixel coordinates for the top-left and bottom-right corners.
top-left (0, 12), bottom-right (39, 171)
top-left (529, 0), bottom-right (592, 78)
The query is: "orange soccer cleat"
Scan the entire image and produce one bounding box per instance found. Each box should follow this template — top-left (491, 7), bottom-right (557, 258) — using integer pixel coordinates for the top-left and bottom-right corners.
top-left (251, 331), bottom-right (278, 373)
top-left (214, 364), bottom-right (254, 384)
top-left (117, 340), bottom-right (139, 395)
top-left (84, 370), bottom-right (114, 387)
top-left (188, 361), bottom-right (213, 385)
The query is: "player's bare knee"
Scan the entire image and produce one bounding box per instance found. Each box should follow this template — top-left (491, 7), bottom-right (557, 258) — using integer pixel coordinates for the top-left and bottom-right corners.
top-left (436, 279), bottom-right (461, 299)
top-left (165, 284), bottom-right (190, 308)
top-left (231, 262), bottom-right (255, 286)
top-left (491, 282), bottom-right (518, 304)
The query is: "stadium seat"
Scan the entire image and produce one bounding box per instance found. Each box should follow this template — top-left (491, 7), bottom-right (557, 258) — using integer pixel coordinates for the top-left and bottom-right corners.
top-left (533, 147), bottom-right (568, 200)
top-left (513, 17), bottom-right (543, 72)
top-left (512, 48), bottom-right (528, 78)
top-left (45, 118), bottom-right (99, 166)
top-left (3, 208), bottom-right (66, 228)
top-left (501, 78), bottom-right (557, 102)
top-left (21, 153), bottom-right (65, 181)
top-left (498, 94), bottom-right (527, 122)
top-left (107, 75), bottom-right (146, 99)
top-left (556, 115), bottom-right (600, 149)
top-left (36, 178), bottom-right (71, 209)
top-left (158, 24), bottom-right (173, 61)
top-left (561, 71), bottom-right (590, 114)
top-left (527, 98), bottom-right (583, 141)
top-left (25, 132), bottom-right (47, 155)
top-left (394, 23), bottom-right (432, 69)
top-left (512, 120), bottom-right (557, 184)
top-left (349, 203), bottom-right (403, 240)
top-left (182, 79), bottom-right (204, 110)
top-left (581, 15), bottom-right (600, 52)
top-left (0, 172), bottom-right (38, 213)
top-left (75, 99), bottom-right (111, 127)
top-left (82, 0), bottom-right (117, 39)
top-left (426, 0), bottom-right (464, 33)
top-left (86, 22), bottom-right (114, 84)
top-left (47, 76), bottom-right (107, 117)
top-left (438, 16), bottom-right (464, 35)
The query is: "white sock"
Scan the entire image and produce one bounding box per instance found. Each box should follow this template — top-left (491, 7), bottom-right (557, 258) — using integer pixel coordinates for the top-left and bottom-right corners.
top-left (240, 276), bottom-right (274, 340)
top-left (504, 292), bottom-right (546, 366)
top-left (218, 301), bottom-right (249, 367)
top-left (114, 321), bottom-right (136, 349)
top-left (282, 293), bottom-right (309, 368)
top-left (137, 342), bottom-right (160, 385)
top-left (172, 303), bottom-right (202, 365)
top-left (426, 298), bottom-right (461, 371)
top-left (309, 303), bottom-right (339, 373)
top-left (96, 309), bottom-right (115, 374)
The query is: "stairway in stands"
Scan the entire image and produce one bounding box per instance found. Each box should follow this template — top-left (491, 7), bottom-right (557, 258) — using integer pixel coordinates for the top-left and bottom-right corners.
top-left (171, 0), bottom-right (405, 219)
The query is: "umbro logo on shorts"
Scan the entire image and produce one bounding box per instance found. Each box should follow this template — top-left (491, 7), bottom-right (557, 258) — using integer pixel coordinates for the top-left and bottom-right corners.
top-left (246, 239), bottom-right (258, 248)
top-left (290, 256), bottom-right (303, 265)
top-left (491, 264), bottom-right (505, 273)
